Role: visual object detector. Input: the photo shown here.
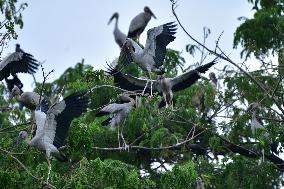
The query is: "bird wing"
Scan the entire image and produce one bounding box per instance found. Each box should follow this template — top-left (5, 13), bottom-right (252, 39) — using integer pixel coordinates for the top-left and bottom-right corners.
top-left (34, 99), bottom-right (49, 138)
top-left (44, 92), bottom-right (89, 148)
top-left (0, 52), bottom-right (39, 80)
top-left (106, 65), bottom-right (158, 93)
top-left (144, 22), bottom-right (177, 68)
top-left (96, 103), bottom-right (126, 117)
top-left (118, 39), bottom-right (142, 67)
top-left (171, 59), bottom-right (217, 92)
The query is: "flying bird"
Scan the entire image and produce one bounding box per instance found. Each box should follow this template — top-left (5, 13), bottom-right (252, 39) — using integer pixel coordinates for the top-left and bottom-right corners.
top-left (127, 6), bottom-right (156, 41)
top-left (18, 92), bottom-right (89, 183)
top-left (106, 59), bottom-right (217, 108)
top-left (108, 12), bottom-right (127, 48)
top-left (120, 22), bottom-right (177, 95)
top-left (0, 44), bottom-right (39, 88)
top-left (96, 94), bottom-right (135, 149)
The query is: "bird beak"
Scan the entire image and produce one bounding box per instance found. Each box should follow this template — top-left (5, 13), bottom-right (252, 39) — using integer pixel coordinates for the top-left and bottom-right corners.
top-left (150, 10), bottom-right (157, 19)
top-left (108, 14), bottom-right (116, 25)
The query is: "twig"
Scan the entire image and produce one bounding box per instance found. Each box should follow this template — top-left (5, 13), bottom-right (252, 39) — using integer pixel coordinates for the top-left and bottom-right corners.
top-left (170, 0), bottom-right (284, 119)
top-left (0, 147), bottom-right (56, 188)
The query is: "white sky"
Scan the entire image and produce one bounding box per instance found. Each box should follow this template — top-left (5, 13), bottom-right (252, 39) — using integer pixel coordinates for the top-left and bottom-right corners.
top-left (3, 0), bottom-right (254, 91)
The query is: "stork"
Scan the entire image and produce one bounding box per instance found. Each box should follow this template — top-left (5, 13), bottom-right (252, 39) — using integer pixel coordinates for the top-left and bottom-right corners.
top-left (11, 86), bottom-right (44, 111)
top-left (108, 12), bottom-right (127, 48)
top-left (18, 92), bottom-right (89, 183)
top-left (120, 22), bottom-right (177, 96)
top-left (96, 94), bottom-right (135, 149)
top-left (127, 6), bottom-right (156, 41)
top-left (106, 59), bottom-right (217, 108)
top-left (247, 103), bottom-right (278, 155)
top-left (0, 44), bottom-right (39, 91)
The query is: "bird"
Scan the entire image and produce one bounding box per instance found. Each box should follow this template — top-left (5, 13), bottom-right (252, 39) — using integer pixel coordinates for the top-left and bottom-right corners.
top-left (209, 72), bottom-right (218, 89)
top-left (196, 177), bottom-right (205, 189)
top-left (106, 59), bottom-right (217, 108)
top-left (127, 6), bottom-right (156, 41)
top-left (0, 44), bottom-right (39, 83)
top-left (247, 103), bottom-right (279, 155)
top-left (96, 94), bottom-right (135, 149)
top-left (108, 12), bottom-right (127, 48)
top-left (120, 22), bottom-right (177, 96)
top-left (11, 86), bottom-right (45, 111)
top-left (18, 91), bottom-right (89, 183)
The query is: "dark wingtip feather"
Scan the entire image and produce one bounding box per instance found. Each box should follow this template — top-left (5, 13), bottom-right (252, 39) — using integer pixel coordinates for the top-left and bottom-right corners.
top-left (101, 117), bottom-right (111, 126)
top-left (96, 111), bottom-right (109, 117)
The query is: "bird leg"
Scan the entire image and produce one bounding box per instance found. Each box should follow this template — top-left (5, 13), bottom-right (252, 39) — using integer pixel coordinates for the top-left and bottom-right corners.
top-left (149, 74), bottom-right (153, 97)
top-left (142, 79), bottom-right (149, 96)
top-left (120, 131), bottom-right (129, 151)
top-left (117, 127), bottom-right (121, 150)
top-left (46, 156), bottom-right (52, 184)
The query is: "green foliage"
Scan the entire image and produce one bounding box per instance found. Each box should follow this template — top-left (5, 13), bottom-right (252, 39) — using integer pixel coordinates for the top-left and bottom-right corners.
top-left (234, 0), bottom-right (284, 58)
top-left (160, 161), bottom-right (197, 189)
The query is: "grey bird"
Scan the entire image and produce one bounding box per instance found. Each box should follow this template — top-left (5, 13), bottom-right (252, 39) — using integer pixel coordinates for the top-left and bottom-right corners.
top-left (108, 12), bottom-right (127, 48)
top-left (11, 86), bottom-right (44, 111)
top-left (247, 103), bottom-right (278, 155)
top-left (106, 59), bottom-right (217, 108)
top-left (0, 44), bottom-right (39, 87)
top-left (196, 177), bottom-right (205, 189)
top-left (18, 92), bottom-right (89, 183)
top-left (96, 94), bottom-right (135, 149)
top-left (127, 6), bottom-right (156, 41)
top-left (120, 22), bottom-right (177, 95)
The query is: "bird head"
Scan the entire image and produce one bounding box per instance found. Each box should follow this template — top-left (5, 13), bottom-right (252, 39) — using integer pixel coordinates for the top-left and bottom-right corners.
top-left (19, 131), bottom-right (29, 140)
top-left (246, 102), bottom-right (259, 113)
top-left (108, 12), bottom-right (119, 25)
top-left (144, 6), bottom-right (156, 19)
top-left (11, 86), bottom-right (21, 97)
top-left (125, 39), bottom-right (135, 52)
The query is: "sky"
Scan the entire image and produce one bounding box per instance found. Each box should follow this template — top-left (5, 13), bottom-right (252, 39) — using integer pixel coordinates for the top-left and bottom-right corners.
top-left (4, 0), bottom-right (254, 91)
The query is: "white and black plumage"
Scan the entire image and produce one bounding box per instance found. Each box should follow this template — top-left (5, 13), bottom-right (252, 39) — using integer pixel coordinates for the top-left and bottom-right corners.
top-left (127, 6), bottom-right (156, 40)
top-left (18, 92), bottom-right (89, 183)
top-left (107, 59), bottom-right (217, 108)
top-left (120, 22), bottom-right (177, 95)
top-left (5, 74), bottom-right (23, 93)
top-left (96, 94), bottom-right (135, 149)
top-left (0, 44), bottom-right (39, 81)
top-left (196, 177), bottom-right (205, 189)
top-left (108, 12), bottom-right (127, 48)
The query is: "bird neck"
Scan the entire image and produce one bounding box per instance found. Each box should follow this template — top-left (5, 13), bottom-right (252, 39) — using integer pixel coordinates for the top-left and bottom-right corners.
top-left (15, 94), bottom-right (22, 102)
top-left (115, 17), bottom-right (118, 29)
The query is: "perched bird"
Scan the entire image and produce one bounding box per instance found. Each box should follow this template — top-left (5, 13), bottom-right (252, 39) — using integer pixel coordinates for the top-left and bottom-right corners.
top-left (196, 177), bottom-right (205, 189)
top-left (96, 94), bottom-right (135, 149)
top-left (120, 22), bottom-right (177, 95)
top-left (0, 44), bottom-right (39, 82)
top-left (106, 59), bottom-right (217, 108)
top-left (209, 72), bottom-right (218, 89)
top-left (108, 12), bottom-right (127, 48)
top-left (11, 86), bottom-right (44, 111)
top-left (18, 92), bottom-right (89, 183)
top-left (191, 90), bottom-right (205, 112)
top-left (247, 103), bottom-right (278, 155)
top-left (127, 6), bottom-right (156, 40)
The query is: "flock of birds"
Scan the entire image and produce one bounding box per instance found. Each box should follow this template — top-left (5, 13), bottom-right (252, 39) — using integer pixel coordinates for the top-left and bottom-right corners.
top-left (0, 5), bottom-right (277, 184)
